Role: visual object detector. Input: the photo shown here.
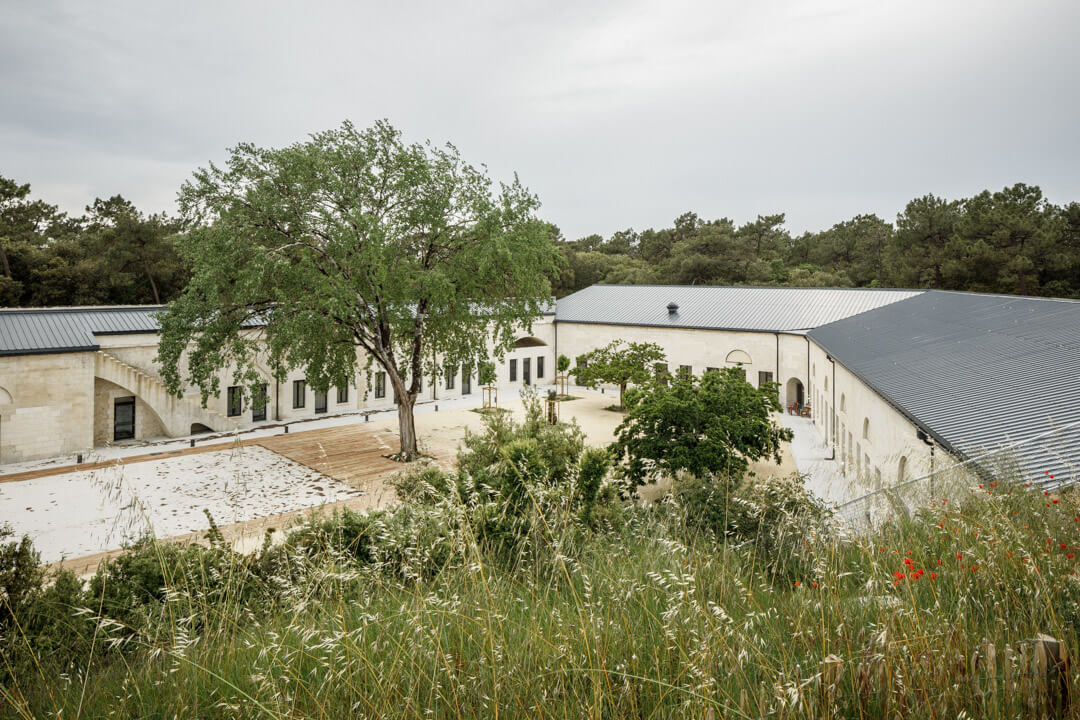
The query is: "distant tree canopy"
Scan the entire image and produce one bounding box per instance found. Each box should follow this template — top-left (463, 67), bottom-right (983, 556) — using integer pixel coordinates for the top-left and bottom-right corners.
top-left (0, 174), bottom-right (186, 307)
top-left (550, 183), bottom-right (1080, 299)
top-left (4, 174), bottom-right (1080, 308)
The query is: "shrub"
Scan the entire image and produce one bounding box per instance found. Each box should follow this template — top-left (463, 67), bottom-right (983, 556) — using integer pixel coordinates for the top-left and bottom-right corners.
top-left (676, 473), bottom-right (831, 582)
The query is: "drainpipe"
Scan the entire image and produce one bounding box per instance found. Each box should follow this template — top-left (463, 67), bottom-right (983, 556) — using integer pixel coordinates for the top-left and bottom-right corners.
top-left (827, 353), bottom-right (836, 461)
top-left (773, 332), bottom-right (779, 395)
top-left (274, 378), bottom-right (280, 421)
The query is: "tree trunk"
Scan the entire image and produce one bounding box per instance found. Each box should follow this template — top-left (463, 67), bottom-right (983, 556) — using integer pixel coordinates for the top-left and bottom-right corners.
top-left (144, 260), bottom-right (161, 304)
top-left (619, 382), bottom-right (626, 410)
top-left (395, 392), bottom-right (419, 461)
top-left (0, 243), bottom-right (10, 279)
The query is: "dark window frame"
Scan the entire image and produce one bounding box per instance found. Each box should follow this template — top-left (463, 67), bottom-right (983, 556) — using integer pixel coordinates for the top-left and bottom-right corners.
top-left (227, 385), bottom-right (243, 417)
top-left (509, 358), bottom-right (518, 382)
top-left (462, 366), bottom-right (472, 395)
top-left (337, 385), bottom-right (349, 404)
top-left (445, 365), bottom-right (455, 390)
top-left (374, 372), bottom-right (386, 399)
top-left (293, 379), bottom-right (306, 409)
top-left (253, 383), bottom-right (268, 422)
top-left (536, 356), bottom-right (545, 379)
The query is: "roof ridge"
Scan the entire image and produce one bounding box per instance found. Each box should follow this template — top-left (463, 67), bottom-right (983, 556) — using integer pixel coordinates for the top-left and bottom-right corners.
top-left (0, 305), bottom-right (165, 314)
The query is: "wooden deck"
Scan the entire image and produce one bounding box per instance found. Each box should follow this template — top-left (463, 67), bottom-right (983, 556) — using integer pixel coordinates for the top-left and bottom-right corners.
top-left (0, 423), bottom-right (453, 487)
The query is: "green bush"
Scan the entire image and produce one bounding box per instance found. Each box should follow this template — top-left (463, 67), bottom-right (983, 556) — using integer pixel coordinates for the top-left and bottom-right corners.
top-left (676, 472), bottom-right (831, 582)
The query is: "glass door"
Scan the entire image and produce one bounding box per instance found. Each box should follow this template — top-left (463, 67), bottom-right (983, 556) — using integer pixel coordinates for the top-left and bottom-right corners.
top-left (114, 396), bottom-right (135, 441)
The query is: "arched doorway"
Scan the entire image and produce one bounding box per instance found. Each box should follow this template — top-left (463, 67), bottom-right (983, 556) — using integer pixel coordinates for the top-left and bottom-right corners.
top-left (785, 378), bottom-right (804, 407)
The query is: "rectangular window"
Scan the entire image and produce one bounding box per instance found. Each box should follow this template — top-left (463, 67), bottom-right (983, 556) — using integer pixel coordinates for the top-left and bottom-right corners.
top-left (509, 358), bottom-right (518, 382)
top-left (253, 383), bottom-right (268, 422)
top-left (536, 356), bottom-right (545, 379)
top-left (758, 371), bottom-right (774, 387)
top-left (705, 366), bottom-right (719, 374)
top-left (445, 365), bottom-right (455, 390)
top-left (227, 385), bottom-right (243, 417)
top-left (314, 389), bottom-right (327, 414)
top-left (678, 365), bottom-right (692, 378)
top-left (654, 362), bottom-right (668, 377)
top-left (292, 379), bottom-right (306, 409)
top-left (337, 385), bottom-right (348, 404)
top-left (523, 358), bottom-right (531, 386)
top-left (462, 366), bottom-right (472, 395)
top-left (374, 372), bottom-right (386, 399)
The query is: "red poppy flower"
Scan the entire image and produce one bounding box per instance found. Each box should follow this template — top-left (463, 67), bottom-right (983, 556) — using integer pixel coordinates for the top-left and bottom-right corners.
top-left (930, 572), bottom-right (938, 580)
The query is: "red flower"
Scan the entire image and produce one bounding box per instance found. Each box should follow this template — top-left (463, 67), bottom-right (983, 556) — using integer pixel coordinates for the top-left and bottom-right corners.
top-left (971, 565), bottom-right (980, 571)
top-left (956, 553), bottom-right (963, 559)
top-left (930, 572), bottom-right (938, 580)
top-left (794, 581), bottom-right (801, 587)
top-left (1061, 543), bottom-right (1067, 550)
top-left (893, 571), bottom-right (905, 580)
top-left (1068, 553), bottom-right (1075, 560)
top-left (1053, 499), bottom-right (1060, 504)
top-left (812, 581), bottom-right (818, 588)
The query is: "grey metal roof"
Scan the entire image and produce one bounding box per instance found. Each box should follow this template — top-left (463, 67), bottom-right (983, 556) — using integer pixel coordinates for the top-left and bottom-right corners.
top-left (809, 291), bottom-right (1080, 488)
top-left (555, 285), bottom-right (924, 332)
top-left (0, 306), bottom-right (163, 356)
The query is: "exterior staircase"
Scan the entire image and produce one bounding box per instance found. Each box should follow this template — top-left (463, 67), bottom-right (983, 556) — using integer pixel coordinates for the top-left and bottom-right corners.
top-left (94, 351), bottom-right (234, 437)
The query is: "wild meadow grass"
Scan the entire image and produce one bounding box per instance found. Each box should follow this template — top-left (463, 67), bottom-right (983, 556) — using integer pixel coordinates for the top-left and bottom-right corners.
top-left (5, 475), bottom-right (1080, 719)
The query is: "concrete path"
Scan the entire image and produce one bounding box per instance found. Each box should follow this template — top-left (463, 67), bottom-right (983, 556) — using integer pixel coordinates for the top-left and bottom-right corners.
top-left (780, 414), bottom-right (874, 506)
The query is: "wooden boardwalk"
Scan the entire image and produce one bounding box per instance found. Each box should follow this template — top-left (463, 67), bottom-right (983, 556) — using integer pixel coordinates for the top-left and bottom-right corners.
top-left (0, 423), bottom-right (453, 488)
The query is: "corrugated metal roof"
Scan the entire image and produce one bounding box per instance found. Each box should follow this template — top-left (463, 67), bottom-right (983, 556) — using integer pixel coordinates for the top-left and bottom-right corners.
top-left (809, 291), bottom-right (1080, 488)
top-left (0, 306), bottom-right (163, 356)
top-left (555, 285), bottom-right (924, 332)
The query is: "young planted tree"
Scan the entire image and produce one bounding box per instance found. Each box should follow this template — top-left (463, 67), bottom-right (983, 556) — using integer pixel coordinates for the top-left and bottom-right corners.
top-left (157, 120), bottom-right (560, 460)
top-left (611, 366), bottom-right (792, 490)
top-left (572, 339), bottom-right (666, 409)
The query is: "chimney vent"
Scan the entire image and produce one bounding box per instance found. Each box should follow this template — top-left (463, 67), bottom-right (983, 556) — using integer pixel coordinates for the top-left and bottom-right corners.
top-left (667, 302), bottom-right (679, 315)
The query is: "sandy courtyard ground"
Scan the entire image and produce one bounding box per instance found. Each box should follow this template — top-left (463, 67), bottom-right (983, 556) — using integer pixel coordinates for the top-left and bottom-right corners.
top-left (0, 445), bottom-right (363, 563)
top-left (1, 388), bottom-right (811, 567)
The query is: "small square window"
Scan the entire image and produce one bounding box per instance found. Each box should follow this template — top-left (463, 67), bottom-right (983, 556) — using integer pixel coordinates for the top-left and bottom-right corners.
top-left (678, 365), bottom-right (692, 378)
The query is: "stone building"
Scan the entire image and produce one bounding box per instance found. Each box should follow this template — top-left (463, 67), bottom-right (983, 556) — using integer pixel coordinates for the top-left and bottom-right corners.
top-left (1, 286), bottom-right (1078, 491)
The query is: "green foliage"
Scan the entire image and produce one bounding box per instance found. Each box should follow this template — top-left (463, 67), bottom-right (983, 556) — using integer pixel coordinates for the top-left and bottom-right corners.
top-left (571, 339), bottom-right (666, 408)
top-left (556, 354), bottom-right (571, 373)
top-left (549, 183), bottom-right (1080, 299)
top-left (676, 472), bottom-right (831, 582)
top-left (154, 120), bottom-right (561, 459)
top-left (0, 175), bottom-right (188, 307)
top-left (611, 366), bottom-right (792, 490)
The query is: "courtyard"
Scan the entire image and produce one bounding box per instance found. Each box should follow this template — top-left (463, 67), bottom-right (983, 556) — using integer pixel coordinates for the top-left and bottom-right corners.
top-left (0, 389), bottom-right (842, 573)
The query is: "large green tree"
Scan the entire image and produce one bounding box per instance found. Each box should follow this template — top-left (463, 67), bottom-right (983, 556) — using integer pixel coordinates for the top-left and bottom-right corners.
top-left (157, 120), bottom-right (560, 460)
top-left (572, 339), bottom-right (666, 409)
top-left (84, 196), bottom-right (186, 305)
top-left (611, 367), bottom-right (792, 490)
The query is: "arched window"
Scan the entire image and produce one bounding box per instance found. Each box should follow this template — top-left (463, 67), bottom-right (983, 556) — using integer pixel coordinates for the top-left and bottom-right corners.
top-left (862, 418), bottom-right (870, 442)
top-left (725, 349), bottom-right (752, 365)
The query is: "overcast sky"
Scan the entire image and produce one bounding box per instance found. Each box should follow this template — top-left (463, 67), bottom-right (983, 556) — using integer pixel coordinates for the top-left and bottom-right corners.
top-left (3, 0), bottom-right (1078, 239)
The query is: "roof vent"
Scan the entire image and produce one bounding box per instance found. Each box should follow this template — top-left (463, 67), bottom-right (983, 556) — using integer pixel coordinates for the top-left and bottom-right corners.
top-left (667, 302), bottom-right (679, 315)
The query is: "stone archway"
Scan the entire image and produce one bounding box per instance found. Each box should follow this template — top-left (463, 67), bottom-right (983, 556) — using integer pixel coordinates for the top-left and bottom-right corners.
top-left (785, 377), bottom-right (804, 407)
